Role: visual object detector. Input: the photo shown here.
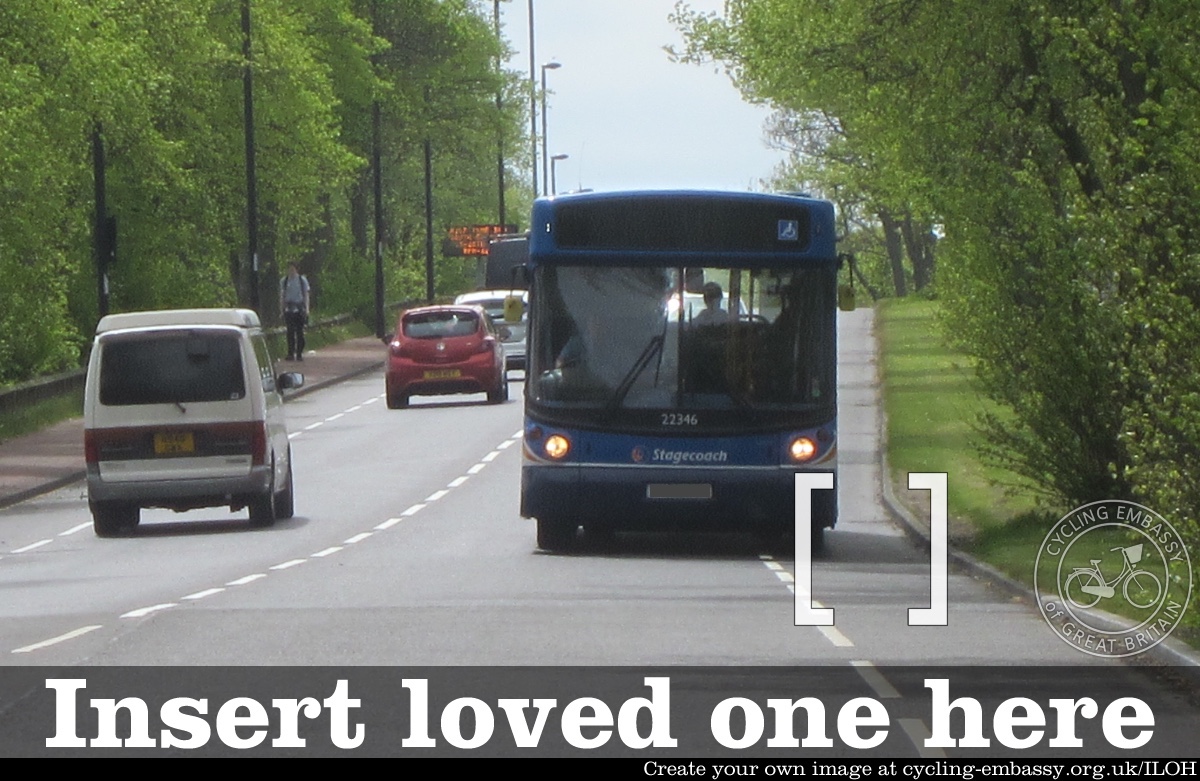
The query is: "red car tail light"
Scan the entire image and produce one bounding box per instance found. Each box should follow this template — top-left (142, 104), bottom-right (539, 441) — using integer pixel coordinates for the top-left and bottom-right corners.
top-left (478, 336), bottom-right (496, 354)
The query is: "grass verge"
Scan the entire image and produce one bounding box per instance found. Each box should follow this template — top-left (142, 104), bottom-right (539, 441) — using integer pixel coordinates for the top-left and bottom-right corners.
top-left (876, 297), bottom-right (1197, 649)
top-left (0, 390), bottom-right (85, 445)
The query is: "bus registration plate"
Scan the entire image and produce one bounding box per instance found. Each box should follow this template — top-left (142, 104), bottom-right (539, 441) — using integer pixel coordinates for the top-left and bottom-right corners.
top-left (647, 483), bottom-right (712, 500)
top-left (154, 431), bottom-right (195, 455)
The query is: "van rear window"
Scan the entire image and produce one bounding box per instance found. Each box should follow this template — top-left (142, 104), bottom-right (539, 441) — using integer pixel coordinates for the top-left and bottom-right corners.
top-left (100, 331), bottom-right (246, 405)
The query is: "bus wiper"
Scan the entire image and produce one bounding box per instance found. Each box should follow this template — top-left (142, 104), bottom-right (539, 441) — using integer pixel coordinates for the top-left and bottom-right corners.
top-left (606, 334), bottom-right (665, 412)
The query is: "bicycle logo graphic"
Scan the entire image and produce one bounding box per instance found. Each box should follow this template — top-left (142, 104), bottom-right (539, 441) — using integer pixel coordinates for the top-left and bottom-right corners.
top-left (1063, 543), bottom-right (1162, 611)
top-left (1034, 500), bottom-right (1192, 659)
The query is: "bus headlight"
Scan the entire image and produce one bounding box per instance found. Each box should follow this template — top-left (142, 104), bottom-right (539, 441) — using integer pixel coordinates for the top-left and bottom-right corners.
top-left (788, 436), bottom-right (818, 463)
top-left (544, 434), bottom-right (571, 460)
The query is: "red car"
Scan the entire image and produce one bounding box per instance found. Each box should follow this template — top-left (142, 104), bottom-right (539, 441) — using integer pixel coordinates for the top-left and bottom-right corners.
top-left (386, 305), bottom-right (509, 409)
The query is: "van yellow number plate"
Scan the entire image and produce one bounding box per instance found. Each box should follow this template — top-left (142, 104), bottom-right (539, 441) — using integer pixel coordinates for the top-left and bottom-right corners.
top-left (154, 431), bottom-right (195, 455)
top-left (423, 369), bottom-right (461, 379)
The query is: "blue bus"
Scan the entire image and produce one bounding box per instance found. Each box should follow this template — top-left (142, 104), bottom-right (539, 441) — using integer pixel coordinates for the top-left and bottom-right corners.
top-left (520, 190), bottom-right (842, 552)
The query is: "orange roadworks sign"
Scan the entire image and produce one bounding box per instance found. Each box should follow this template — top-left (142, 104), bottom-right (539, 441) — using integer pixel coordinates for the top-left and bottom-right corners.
top-left (445, 224), bottom-right (517, 257)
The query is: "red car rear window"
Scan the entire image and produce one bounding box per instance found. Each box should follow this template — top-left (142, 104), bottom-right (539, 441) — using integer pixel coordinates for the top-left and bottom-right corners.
top-left (403, 310), bottom-right (479, 339)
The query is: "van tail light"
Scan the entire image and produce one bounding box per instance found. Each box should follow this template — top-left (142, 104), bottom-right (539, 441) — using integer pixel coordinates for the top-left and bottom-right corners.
top-left (85, 428), bottom-right (139, 463)
top-left (209, 422), bottom-right (268, 464)
top-left (250, 422), bottom-right (267, 465)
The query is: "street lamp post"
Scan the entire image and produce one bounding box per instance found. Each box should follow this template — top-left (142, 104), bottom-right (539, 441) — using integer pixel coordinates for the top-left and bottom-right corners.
top-left (493, 0), bottom-right (509, 227)
top-left (550, 153), bottom-right (568, 196)
top-left (371, 0), bottom-right (385, 340)
top-left (540, 61), bottom-right (561, 197)
top-left (527, 0), bottom-right (537, 198)
top-left (241, 0), bottom-right (260, 313)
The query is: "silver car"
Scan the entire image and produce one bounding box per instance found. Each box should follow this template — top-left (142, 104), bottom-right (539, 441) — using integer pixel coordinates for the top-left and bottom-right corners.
top-left (453, 290), bottom-right (528, 371)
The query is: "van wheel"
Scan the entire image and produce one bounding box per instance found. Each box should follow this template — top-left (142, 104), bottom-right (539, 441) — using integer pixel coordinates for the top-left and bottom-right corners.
top-left (274, 458), bottom-right (295, 520)
top-left (248, 466), bottom-right (277, 528)
top-left (536, 516), bottom-right (577, 552)
top-left (487, 376), bottom-right (507, 404)
top-left (92, 502), bottom-right (139, 537)
top-left (811, 524), bottom-right (826, 555)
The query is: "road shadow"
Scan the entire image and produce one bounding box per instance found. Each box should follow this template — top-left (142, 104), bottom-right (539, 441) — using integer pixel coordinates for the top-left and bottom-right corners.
top-left (537, 523), bottom-right (928, 565)
top-left (113, 513), bottom-right (312, 538)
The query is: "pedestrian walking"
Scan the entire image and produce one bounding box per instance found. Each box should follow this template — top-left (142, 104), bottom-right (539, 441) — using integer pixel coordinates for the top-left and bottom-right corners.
top-left (279, 262), bottom-right (311, 361)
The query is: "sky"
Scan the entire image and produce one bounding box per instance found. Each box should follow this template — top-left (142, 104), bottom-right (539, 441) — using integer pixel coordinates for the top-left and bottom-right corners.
top-left (496, 0), bottom-right (789, 195)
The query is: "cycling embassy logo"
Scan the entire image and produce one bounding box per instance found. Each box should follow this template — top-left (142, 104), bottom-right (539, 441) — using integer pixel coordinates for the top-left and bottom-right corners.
top-left (1035, 500), bottom-right (1192, 658)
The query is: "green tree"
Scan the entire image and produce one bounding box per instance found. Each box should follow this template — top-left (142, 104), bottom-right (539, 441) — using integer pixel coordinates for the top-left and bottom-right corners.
top-left (674, 0), bottom-right (1200, 581)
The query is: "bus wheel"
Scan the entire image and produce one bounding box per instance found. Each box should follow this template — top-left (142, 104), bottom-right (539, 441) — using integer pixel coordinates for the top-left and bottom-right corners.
top-left (584, 523), bottom-right (616, 549)
top-left (537, 517), bottom-right (577, 552)
top-left (758, 526), bottom-right (794, 557)
top-left (811, 524), bottom-right (826, 555)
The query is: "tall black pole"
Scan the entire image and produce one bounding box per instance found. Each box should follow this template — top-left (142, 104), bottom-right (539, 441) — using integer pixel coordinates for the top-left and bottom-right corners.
top-left (527, 0), bottom-right (537, 198)
top-left (92, 124), bottom-right (109, 319)
top-left (494, 0), bottom-right (506, 228)
top-left (372, 0), bottom-right (386, 339)
top-left (373, 99), bottom-right (386, 338)
top-left (242, 0), bottom-right (260, 313)
top-left (424, 137), bottom-right (435, 304)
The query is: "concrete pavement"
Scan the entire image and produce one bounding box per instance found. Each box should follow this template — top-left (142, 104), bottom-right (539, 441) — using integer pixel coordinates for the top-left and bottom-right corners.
top-left (0, 335), bottom-right (386, 510)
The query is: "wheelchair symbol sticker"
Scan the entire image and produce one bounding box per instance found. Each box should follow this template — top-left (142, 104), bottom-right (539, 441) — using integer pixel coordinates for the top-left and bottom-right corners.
top-left (778, 220), bottom-right (799, 241)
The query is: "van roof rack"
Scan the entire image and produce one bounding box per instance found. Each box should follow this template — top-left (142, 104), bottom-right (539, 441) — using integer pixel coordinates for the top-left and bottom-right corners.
top-left (96, 308), bottom-right (261, 334)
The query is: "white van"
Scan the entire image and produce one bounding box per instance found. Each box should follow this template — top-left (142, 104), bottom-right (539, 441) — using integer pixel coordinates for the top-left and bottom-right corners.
top-left (83, 308), bottom-right (303, 536)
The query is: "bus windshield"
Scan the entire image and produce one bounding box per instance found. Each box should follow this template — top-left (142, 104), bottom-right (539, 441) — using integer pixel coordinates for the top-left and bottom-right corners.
top-left (529, 263), bottom-right (835, 419)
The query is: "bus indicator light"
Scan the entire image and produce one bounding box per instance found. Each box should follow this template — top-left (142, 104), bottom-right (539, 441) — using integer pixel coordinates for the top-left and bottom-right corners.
top-left (544, 434), bottom-right (571, 460)
top-left (788, 436), bottom-right (818, 462)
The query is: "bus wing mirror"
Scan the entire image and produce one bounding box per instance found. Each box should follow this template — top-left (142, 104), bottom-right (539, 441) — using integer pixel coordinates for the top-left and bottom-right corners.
top-left (503, 295), bottom-right (524, 323)
top-left (837, 284), bottom-right (857, 311)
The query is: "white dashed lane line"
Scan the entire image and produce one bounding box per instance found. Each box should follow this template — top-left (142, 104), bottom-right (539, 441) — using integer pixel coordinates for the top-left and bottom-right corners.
top-left (899, 718), bottom-right (946, 759)
top-left (227, 574), bottom-right (267, 586)
top-left (10, 539), bottom-right (51, 554)
top-left (761, 555), bottom-right (854, 648)
top-left (851, 659), bottom-right (901, 699)
top-left (11, 625), bottom-right (102, 654)
top-left (182, 588), bottom-right (225, 601)
top-left (121, 604), bottom-right (177, 619)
